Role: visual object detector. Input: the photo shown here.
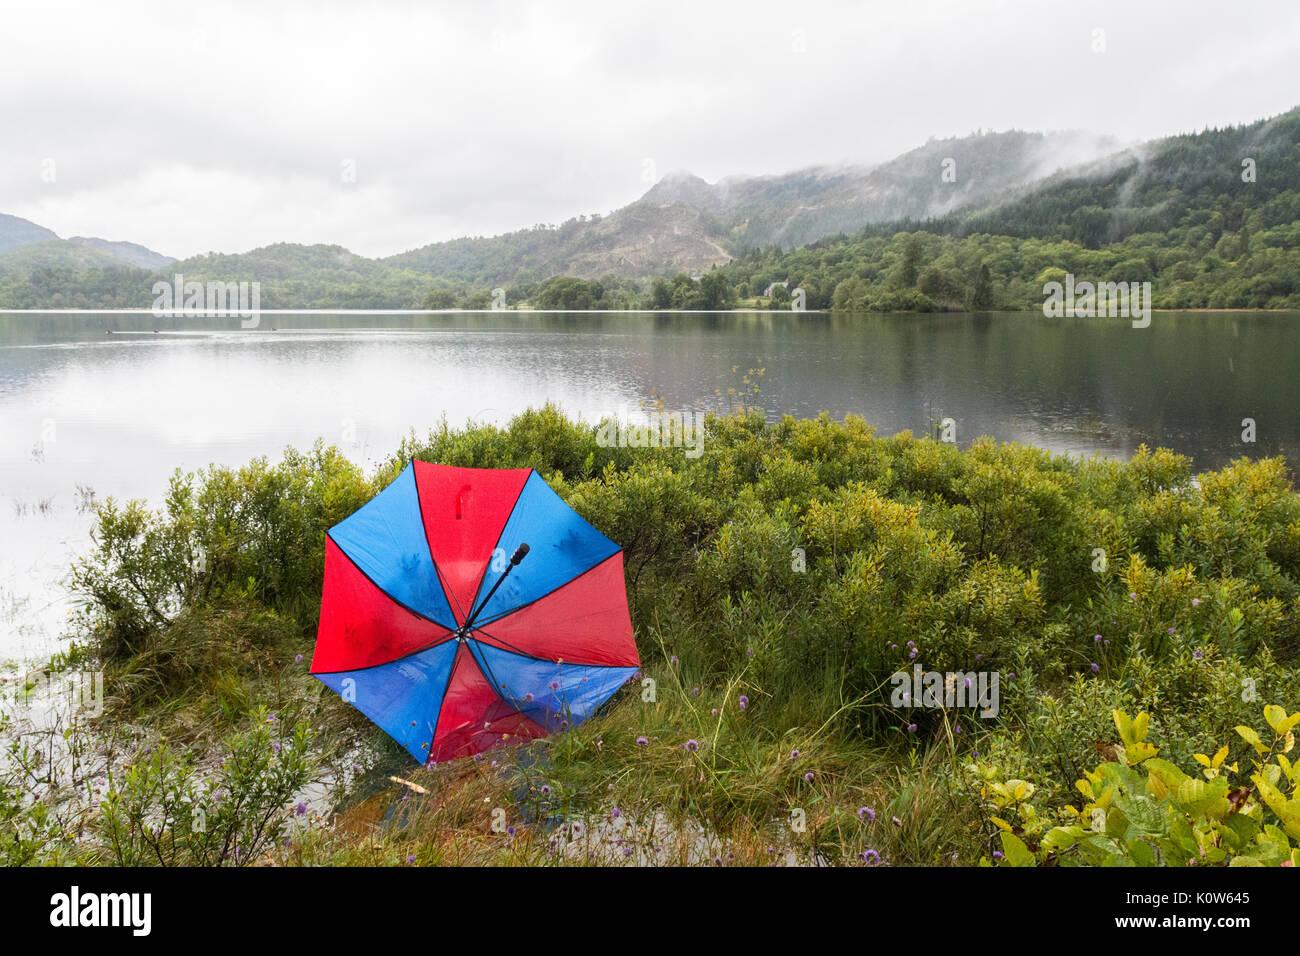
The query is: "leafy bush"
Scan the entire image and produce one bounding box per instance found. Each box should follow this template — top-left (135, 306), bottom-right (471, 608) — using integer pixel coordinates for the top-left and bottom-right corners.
top-left (974, 703), bottom-right (1300, 866)
top-left (97, 708), bottom-right (312, 866)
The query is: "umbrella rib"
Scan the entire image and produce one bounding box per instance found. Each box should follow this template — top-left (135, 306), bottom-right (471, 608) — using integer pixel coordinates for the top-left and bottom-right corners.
top-left (325, 529), bottom-right (458, 632)
top-left (465, 639), bottom-right (517, 709)
top-left (427, 643), bottom-right (465, 758)
top-left (467, 625), bottom-right (536, 660)
top-left (309, 631), bottom-right (458, 676)
top-left (468, 548), bottom-right (625, 630)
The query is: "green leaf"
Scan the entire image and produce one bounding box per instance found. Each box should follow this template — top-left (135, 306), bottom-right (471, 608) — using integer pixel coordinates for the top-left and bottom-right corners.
top-left (1126, 838), bottom-right (1156, 867)
top-left (1105, 805), bottom-right (1131, 840)
top-left (1133, 712), bottom-right (1150, 743)
top-left (1114, 710), bottom-right (1135, 748)
top-left (1040, 827), bottom-right (1083, 853)
top-left (999, 830), bottom-right (1036, 867)
top-left (1236, 725), bottom-right (1268, 755)
top-left (1264, 705), bottom-right (1287, 734)
top-left (1175, 777), bottom-right (1230, 819)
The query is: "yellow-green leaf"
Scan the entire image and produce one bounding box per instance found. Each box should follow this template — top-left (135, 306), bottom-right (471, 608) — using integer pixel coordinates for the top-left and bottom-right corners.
top-left (1236, 725), bottom-right (1268, 755)
top-left (1114, 710), bottom-right (1135, 747)
top-left (1264, 705), bottom-right (1286, 733)
top-left (999, 830), bottom-right (1036, 867)
top-left (1133, 712), bottom-right (1150, 743)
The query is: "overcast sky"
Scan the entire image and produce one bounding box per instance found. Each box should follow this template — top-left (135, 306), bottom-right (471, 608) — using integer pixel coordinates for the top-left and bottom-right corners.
top-left (3, 0), bottom-right (1298, 260)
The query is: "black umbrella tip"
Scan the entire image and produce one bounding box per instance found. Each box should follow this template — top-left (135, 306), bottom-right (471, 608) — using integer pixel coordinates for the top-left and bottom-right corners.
top-left (510, 543), bottom-right (530, 565)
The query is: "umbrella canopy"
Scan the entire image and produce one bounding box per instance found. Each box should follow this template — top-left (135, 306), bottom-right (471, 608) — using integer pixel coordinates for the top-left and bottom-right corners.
top-left (311, 460), bottom-right (639, 763)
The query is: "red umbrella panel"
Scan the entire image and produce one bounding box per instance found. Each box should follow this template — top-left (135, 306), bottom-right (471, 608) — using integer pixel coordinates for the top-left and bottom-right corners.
top-left (311, 461), bottom-right (640, 763)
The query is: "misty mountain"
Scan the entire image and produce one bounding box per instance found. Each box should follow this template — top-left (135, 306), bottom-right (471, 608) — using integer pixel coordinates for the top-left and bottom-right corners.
top-left (713, 106), bottom-right (1300, 313)
top-left (922, 107), bottom-right (1300, 247)
top-left (382, 129), bottom-right (1124, 283)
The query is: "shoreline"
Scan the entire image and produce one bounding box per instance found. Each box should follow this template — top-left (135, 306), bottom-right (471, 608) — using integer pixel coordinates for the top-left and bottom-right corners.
top-left (0, 306), bottom-right (1295, 315)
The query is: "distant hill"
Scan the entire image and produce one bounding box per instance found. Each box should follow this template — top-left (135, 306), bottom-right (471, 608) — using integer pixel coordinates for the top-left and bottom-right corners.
top-left (161, 243), bottom-right (435, 309)
top-left (0, 219), bottom-right (174, 274)
top-left (69, 237), bottom-right (175, 270)
top-left (0, 239), bottom-right (127, 276)
top-left (0, 214), bottom-right (58, 253)
top-left (382, 200), bottom-right (733, 284)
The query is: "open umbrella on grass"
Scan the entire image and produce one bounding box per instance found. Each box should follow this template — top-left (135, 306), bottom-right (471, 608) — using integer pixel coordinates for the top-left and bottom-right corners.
top-left (311, 461), bottom-right (639, 762)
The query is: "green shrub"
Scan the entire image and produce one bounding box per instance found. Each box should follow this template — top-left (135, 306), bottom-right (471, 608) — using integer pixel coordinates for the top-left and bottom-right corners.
top-left (974, 703), bottom-right (1300, 866)
top-left (97, 707), bottom-right (312, 866)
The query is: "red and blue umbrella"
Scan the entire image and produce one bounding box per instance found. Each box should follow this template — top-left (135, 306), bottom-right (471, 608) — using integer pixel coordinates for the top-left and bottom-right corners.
top-left (310, 461), bottom-right (639, 763)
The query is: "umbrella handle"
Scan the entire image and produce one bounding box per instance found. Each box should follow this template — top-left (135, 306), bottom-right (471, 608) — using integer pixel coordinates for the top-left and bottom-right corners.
top-left (465, 541), bottom-right (530, 629)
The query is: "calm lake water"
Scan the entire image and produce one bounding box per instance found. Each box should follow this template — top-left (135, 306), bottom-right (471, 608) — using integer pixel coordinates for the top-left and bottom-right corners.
top-left (1, 309), bottom-right (1297, 660)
